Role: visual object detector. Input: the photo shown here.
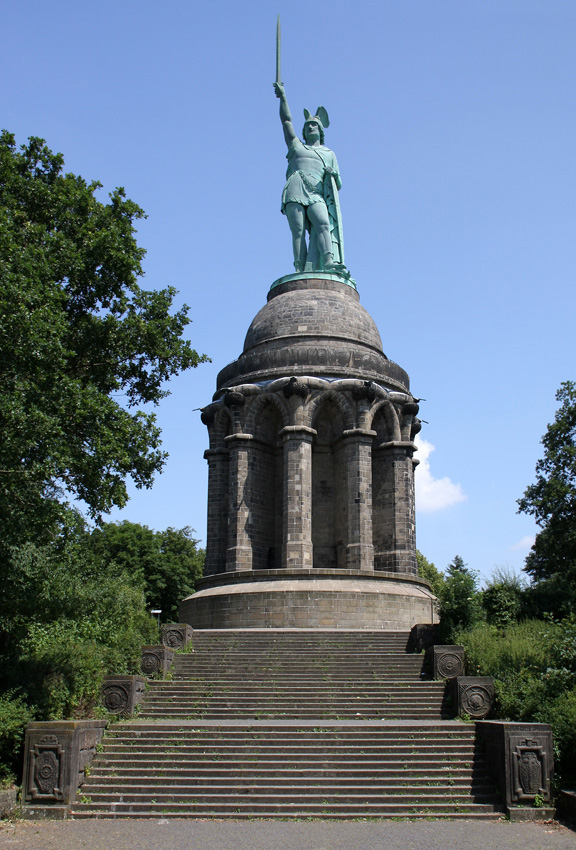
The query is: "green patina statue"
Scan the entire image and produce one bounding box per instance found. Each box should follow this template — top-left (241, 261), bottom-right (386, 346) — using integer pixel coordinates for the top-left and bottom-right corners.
top-left (274, 81), bottom-right (348, 276)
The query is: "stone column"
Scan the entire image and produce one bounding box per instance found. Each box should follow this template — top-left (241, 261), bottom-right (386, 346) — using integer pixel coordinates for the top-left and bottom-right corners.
top-left (342, 428), bottom-right (376, 570)
top-left (225, 433), bottom-right (253, 572)
top-left (203, 447), bottom-right (229, 575)
top-left (280, 426), bottom-right (316, 569)
top-left (372, 440), bottom-right (417, 575)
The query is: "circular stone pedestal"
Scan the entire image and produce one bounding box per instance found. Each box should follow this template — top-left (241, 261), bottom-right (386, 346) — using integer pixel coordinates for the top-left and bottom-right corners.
top-left (180, 570), bottom-right (438, 630)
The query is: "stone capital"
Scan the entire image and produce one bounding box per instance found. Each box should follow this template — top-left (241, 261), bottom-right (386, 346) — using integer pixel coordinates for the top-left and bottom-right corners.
top-left (224, 433), bottom-right (254, 444)
top-left (279, 425), bottom-right (317, 440)
top-left (342, 428), bottom-right (377, 440)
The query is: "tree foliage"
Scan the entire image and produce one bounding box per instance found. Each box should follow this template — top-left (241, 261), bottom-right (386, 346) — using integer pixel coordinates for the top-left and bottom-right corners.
top-left (88, 521), bottom-right (204, 621)
top-left (0, 131), bottom-right (208, 549)
top-left (482, 566), bottom-right (526, 629)
top-left (437, 555), bottom-right (483, 641)
top-left (518, 381), bottom-right (576, 613)
top-left (416, 550), bottom-right (445, 596)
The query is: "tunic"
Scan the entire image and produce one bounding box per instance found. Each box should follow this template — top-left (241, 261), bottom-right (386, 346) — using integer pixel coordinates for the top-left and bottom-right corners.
top-left (281, 138), bottom-right (341, 213)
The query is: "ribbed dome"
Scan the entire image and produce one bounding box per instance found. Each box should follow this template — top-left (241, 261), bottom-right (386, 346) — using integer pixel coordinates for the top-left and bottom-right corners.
top-left (216, 276), bottom-right (410, 393)
top-left (243, 278), bottom-right (383, 354)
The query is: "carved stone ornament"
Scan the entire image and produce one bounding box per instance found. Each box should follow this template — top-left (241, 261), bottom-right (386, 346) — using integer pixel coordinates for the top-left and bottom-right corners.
top-left (411, 419), bottom-right (422, 437)
top-left (102, 684), bottom-right (129, 714)
top-left (512, 736), bottom-right (550, 802)
top-left (352, 381), bottom-right (376, 402)
top-left (437, 652), bottom-right (464, 678)
top-left (456, 677), bottom-right (495, 718)
top-left (34, 750), bottom-right (60, 797)
top-left (224, 390), bottom-right (245, 407)
top-left (161, 624), bottom-right (193, 650)
top-left (403, 401), bottom-right (420, 416)
top-left (163, 629), bottom-right (184, 648)
top-left (426, 645), bottom-right (465, 680)
top-left (200, 408), bottom-right (215, 425)
top-left (518, 750), bottom-right (542, 795)
top-left (282, 376), bottom-right (308, 399)
top-left (141, 651), bottom-right (161, 676)
top-left (141, 645), bottom-right (174, 679)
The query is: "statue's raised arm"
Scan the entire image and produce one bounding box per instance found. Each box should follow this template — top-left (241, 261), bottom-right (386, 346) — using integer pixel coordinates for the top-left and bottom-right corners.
top-left (273, 83), bottom-right (348, 276)
top-left (274, 82), bottom-right (296, 148)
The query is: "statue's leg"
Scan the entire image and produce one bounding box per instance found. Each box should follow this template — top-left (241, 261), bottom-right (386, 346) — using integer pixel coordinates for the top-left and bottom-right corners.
top-left (306, 203), bottom-right (333, 268)
top-left (285, 203), bottom-right (307, 272)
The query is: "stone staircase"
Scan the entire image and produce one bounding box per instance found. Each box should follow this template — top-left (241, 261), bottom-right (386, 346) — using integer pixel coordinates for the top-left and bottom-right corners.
top-left (74, 630), bottom-right (504, 819)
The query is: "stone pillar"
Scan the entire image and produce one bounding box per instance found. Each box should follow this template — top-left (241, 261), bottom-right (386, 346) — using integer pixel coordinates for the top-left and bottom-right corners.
top-left (225, 434), bottom-right (253, 572)
top-left (203, 447), bottom-right (229, 575)
top-left (372, 440), bottom-right (417, 574)
top-left (342, 428), bottom-right (376, 570)
top-left (281, 426), bottom-right (316, 569)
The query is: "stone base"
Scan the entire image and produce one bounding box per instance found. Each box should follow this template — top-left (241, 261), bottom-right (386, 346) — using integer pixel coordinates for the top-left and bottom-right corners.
top-left (508, 807), bottom-right (556, 822)
top-left (179, 569), bottom-right (437, 630)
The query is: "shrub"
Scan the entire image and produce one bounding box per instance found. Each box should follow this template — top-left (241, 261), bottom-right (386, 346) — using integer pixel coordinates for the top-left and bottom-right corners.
top-left (456, 617), bottom-right (576, 783)
top-left (0, 693), bottom-right (35, 784)
top-left (438, 556), bottom-right (483, 641)
top-left (482, 567), bottom-right (526, 628)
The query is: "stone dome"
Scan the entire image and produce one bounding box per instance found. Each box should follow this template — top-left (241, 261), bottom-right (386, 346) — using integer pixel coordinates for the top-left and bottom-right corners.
top-left (216, 276), bottom-right (410, 393)
top-left (243, 278), bottom-right (383, 354)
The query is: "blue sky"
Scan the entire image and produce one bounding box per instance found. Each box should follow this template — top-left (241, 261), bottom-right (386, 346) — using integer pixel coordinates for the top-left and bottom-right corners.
top-left (3, 1), bottom-right (575, 583)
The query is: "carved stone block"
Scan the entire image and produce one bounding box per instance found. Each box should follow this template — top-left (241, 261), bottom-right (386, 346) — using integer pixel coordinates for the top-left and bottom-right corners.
top-left (22, 720), bottom-right (107, 811)
top-left (477, 721), bottom-right (554, 811)
top-left (451, 676), bottom-right (494, 718)
top-left (425, 645), bottom-right (465, 679)
top-left (161, 623), bottom-right (194, 650)
top-left (101, 675), bottom-right (146, 716)
top-left (141, 645), bottom-right (174, 678)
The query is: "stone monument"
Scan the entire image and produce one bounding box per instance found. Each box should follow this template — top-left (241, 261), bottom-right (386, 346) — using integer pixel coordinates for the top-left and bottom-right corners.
top-left (180, 25), bottom-right (437, 629)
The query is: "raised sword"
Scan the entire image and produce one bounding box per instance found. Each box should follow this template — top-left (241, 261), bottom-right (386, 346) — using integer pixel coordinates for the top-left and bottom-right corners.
top-left (276, 14), bottom-right (282, 85)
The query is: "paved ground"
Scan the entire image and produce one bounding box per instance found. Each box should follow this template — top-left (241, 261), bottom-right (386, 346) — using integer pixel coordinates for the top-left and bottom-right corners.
top-left (1, 818), bottom-right (575, 850)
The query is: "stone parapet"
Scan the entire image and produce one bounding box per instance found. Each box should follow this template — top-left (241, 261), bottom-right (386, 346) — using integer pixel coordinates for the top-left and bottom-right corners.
top-left (408, 623), bottom-right (440, 652)
top-left (161, 623), bottom-right (194, 650)
top-left (425, 645), bottom-right (465, 680)
top-left (476, 721), bottom-right (554, 815)
top-left (101, 675), bottom-right (146, 716)
top-left (140, 646), bottom-right (174, 678)
top-left (22, 719), bottom-right (107, 815)
top-left (451, 676), bottom-right (494, 719)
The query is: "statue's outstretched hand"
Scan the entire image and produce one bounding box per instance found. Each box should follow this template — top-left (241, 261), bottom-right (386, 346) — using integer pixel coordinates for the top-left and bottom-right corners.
top-left (274, 82), bottom-right (285, 99)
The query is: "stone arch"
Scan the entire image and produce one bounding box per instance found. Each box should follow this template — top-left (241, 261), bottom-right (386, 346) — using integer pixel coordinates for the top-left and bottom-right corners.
top-left (213, 405), bottom-right (234, 446)
top-left (369, 399), bottom-right (401, 443)
top-left (244, 397), bottom-right (284, 570)
top-left (307, 388), bottom-right (356, 431)
top-left (243, 391), bottom-right (290, 435)
top-left (311, 397), bottom-right (348, 569)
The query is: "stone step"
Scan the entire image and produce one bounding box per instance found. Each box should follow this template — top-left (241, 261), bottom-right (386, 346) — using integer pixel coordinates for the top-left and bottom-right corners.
top-left (75, 630), bottom-right (503, 820)
top-left (140, 705), bottom-right (453, 721)
top-left (72, 802), bottom-right (503, 818)
top-left (86, 770), bottom-right (489, 784)
top-left (77, 789), bottom-right (499, 805)
top-left (97, 741), bottom-right (479, 754)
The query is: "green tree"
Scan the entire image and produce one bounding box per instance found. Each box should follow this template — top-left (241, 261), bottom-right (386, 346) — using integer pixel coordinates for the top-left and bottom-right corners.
top-left (88, 521), bottom-right (204, 621)
top-left (0, 131), bottom-right (208, 550)
top-left (438, 555), bottom-right (483, 641)
top-left (416, 550), bottom-right (444, 596)
top-left (517, 381), bottom-right (576, 615)
top-left (481, 566), bottom-right (526, 629)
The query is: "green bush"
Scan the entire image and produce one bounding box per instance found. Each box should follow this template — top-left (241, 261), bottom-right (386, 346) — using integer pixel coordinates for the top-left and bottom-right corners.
top-left (438, 556), bottom-right (483, 642)
top-left (482, 567), bottom-right (526, 629)
top-left (456, 618), bottom-right (576, 784)
top-left (0, 694), bottom-right (35, 784)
